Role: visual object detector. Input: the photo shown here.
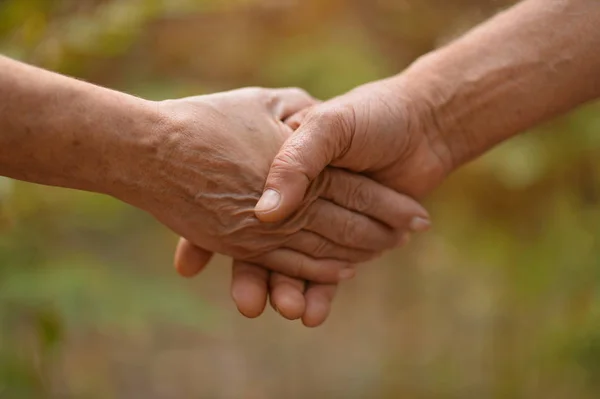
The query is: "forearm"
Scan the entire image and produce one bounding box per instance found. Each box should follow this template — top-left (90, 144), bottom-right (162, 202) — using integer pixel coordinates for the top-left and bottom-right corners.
top-left (0, 56), bottom-right (161, 197)
top-left (397, 0), bottom-right (600, 170)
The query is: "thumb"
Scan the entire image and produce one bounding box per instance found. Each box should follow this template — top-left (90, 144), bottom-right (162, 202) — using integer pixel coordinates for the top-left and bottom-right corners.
top-left (174, 237), bottom-right (214, 278)
top-left (255, 108), bottom-right (351, 223)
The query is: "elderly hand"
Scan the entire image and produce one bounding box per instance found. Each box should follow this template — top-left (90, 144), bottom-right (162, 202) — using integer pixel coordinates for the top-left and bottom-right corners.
top-left (158, 87), bottom-right (428, 326)
top-left (132, 87), bottom-right (428, 284)
top-left (254, 78), bottom-right (450, 222)
top-left (212, 79), bottom-right (446, 326)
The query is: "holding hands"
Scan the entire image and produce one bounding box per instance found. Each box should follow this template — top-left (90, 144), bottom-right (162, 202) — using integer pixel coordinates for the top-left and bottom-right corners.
top-left (161, 87), bottom-right (430, 326)
top-left (0, 56), bottom-right (429, 327)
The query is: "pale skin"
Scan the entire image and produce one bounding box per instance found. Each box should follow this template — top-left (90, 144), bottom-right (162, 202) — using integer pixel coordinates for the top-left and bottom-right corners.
top-left (0, 57), bottom-right (431, 324)
top-left (179, 0), bottom-right (600, 326)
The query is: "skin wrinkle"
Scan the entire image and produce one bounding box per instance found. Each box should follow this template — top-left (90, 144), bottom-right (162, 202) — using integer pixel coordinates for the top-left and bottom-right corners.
top-left (414, 91), bottom-right (455, 176)
top-left (337, 104), bottom-right (357, 163)
top-left (185, 135), bottom-right (317, 241)
top-left (150, 90), bottom-right (407, 264)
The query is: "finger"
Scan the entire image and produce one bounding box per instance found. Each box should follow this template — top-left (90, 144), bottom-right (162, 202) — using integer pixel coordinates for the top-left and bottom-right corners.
top-left (268, 273), bottom-right (306, 320)
top-left (321, 168), bottom-right (431, 232)
top-left (302, 282), bottom-right (338, 328)
top-left (284, 106), bottom-right (316, 130)
top-left (255, 105), bottom-right (352, 223)
top-left (270, 88), bottom-right (318, 121)
top-left (174, 237), bottom-right (214, 278)
top-left (285, 230), bottom-right (376, 263)
top-left (250, 249), bottom-right (354, 284)
top-left (231, 260), bottom-right (269, 319)
top-left (304, 199), bottom-right (398, 251)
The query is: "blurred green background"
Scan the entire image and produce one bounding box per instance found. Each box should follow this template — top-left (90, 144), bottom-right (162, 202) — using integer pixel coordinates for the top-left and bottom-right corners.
top-left (1, 0), bottom-right (600, 398)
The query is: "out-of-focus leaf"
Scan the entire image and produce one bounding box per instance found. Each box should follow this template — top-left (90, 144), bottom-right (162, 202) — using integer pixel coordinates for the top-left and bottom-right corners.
top-left (0, 258), bottom-right (216, 333)
top-left (36, 307), bottom-right (64, 352)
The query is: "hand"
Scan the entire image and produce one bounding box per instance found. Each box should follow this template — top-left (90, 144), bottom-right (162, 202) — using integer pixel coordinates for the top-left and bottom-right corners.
top-left (254, 77), bottom-right (453, 223)
top-left (174, 238), bottom-right (354, 327)
top-left (148, 87), bottom-right (427, 327)
top-left (125, 87), bottom-right (429, 281)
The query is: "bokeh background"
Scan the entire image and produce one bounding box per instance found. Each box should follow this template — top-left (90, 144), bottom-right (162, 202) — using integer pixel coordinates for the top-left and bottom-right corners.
top-left (1, 0), bottom-right (600, 398)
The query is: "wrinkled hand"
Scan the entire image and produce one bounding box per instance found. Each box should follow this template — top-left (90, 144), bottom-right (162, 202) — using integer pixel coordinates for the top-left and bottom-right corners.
top-left (255, 78), bottom-right (453, 223)
top-left (134, 87), bottom-right (428, 325)
top-left (152, 87), bottom-right (427, 327)
top-left (230, 79), bottom-right (449, 326)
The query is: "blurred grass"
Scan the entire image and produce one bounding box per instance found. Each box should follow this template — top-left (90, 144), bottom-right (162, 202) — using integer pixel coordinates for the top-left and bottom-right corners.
top-left (1, 0), bottom-right (600, 398)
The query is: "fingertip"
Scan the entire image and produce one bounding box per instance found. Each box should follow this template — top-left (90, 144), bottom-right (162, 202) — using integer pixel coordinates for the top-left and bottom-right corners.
top-left (235, 301), bottom-right (264, 319)
top-left (254, 177), bottom-right (311, 223)
top-left (302, 284), bottom-right (337, 328)
top-left (408, 200), bottom-right (431, 230)
top-left (269, 273), bottom-right (306, 320)
top-left (409, 216), bottom-right (432, 233)
top-left (255, 129), bottom-right (328, 223)
top-left (271, 287), bottom-right (306, 320)
top-left (231, 261), bottom-right (269, 319)
top-left (283, 107), bottom-right (312, 130)
top-left (302, 297), bottom-right (331, 328)
top-left (338, 268), bottom-right (356, 281)
top-left (232, 283), bottom-right (267, 319)
top-left (174, 238), bottom-right (213, 278)
top-left (255, 189), bottom-right (287, 223)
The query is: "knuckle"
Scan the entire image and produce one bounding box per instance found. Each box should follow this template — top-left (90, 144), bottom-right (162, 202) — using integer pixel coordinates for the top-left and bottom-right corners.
top-left (263, 91), bottom-right (279, 109)
top-left (311, 237), bottom-right (332, 258)
top-left (342, 218), bottom-right (364, 247)
top-left (273, 146), bottom-right (301, 168)
top-left (288, 87), bottom-right (310, 98)
top-left (302, 203), bottom-right (320, 228)
top-left (245, 86), bottom-right (264, 94)
top-left (321, 104), bottom-right (353, 125)
top-left (348, 182), bottom-right (373, 214)
top-left (270, 145), bottom-right (312, 185)
top-left (309, 104), bottom-right (355, 153)
top-left (291, 256), bottom-right (306, 279)
top-left (239, 86), bottom-right (264, 99)
top-left (311, 106), bottom-right (343, 126)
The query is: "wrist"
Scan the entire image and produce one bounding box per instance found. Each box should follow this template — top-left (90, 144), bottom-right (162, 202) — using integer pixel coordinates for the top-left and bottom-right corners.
top-left (0, 57), bottom-right (171, 203)
top-left (379, 70), bottom-right (464, 176)
top-left (109, 96), bottom-right (215, 213)
top-left (392, 0), bottom-right (600, 172)
top-left (395, 49), bottom-right (515, 171)
top-left (94, 95), bottom-right (169, 207)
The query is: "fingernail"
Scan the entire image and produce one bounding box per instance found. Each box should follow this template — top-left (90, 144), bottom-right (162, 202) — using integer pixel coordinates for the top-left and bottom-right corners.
top-left (255, 189), bottom-right (281, 213)
top-left (338, 268), bottom-right (356, 281)
top-left (410, 217), bottom-right (431, 233)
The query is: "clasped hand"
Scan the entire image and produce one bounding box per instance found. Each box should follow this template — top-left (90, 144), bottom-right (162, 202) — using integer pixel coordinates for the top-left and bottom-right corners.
top-left (128, 87), bottom-right (429, 327)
